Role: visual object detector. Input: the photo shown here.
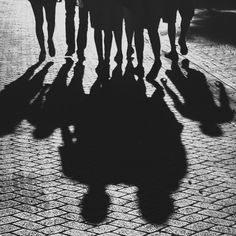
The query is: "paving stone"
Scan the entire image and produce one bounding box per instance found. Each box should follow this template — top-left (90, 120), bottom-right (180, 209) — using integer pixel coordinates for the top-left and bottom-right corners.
top-left (136, 224), bottom-right (164, 233)
top-left (193, 231), bottom-right (221, 236)
top-left (39, 225), bottom-right (68, 234)
top-left (198, 209), bottom-right (229, 218)
top-left (88, 225), bottom-right (118, 234)
top-left (13, 220), bottom-right (44, 230)
top-left (211, 225), bottom-right (236, 235)
top-left (185, 221), bottom-right (214, 231)
top-left (111, 220), bottom-right (141, 229)
top-left (62, 221), bottom-right (92, 231)
top-left (0, 224), bottom-right (20, 234)
top-left (64, 229), bottom-right (95, 236)
top-left (114, 228), bottom-right (146, 236)
top-left (162, 226), bottom-right (195, 236)
top-left (14, 229), bottom-right (45, 236)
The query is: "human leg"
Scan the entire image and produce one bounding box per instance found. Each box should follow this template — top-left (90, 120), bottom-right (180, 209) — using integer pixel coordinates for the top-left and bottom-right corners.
top-left (77, 5), bottom-right (89, 61)
top-left (146, 24), bottom-right (162, 81)
top-left (178, 1), bottom-right (194, 55)
top-left (29, 1), bottom-right (46, 61)
top-left (65, 0), bottom-right (76, 56)
top-left (134, 28), bottom-right (144, 76)
top-left (94, 28), bottom-right (103, 70)
top-left (124, 8), bottom-right (134, 59)
top-left (114, 25), bottom-right (123, 64)
top-left (44, 0), bottom-right (57, 57)
top-left (104, 30), bottom-right (112, 64)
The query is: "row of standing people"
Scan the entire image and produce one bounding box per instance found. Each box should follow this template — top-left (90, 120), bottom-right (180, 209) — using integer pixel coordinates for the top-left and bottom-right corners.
top-left (28, 0), bottom-right (194, 78)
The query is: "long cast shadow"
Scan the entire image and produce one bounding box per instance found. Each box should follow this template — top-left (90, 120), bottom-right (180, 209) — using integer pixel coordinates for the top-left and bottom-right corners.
top-left (27, 58), bottom-right (74, 139)
top-left (0, 61), bottom-right (53, 136)
top-left (162, 59), bottom-right (234, 136)
top-left (59, 62), bottom-right (187, 224)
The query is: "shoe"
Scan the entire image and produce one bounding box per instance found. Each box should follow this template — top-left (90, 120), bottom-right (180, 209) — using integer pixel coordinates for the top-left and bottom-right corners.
top-left (134, 64), bottom-right (144, 78)
top-left (165, 50), bottom-right (178, 61)
top-left (114, 51), bottom-right (123, 64)
top-left (48, 40), bottom-right (55, 57)
top-left (178, 39), bottom-right (188, 55)
top-left (65, 48), bottom-right (75, 57)
top-left (77, 50), bottom-right (85, 62)
top-left (126, 46), bottom-right (134, 59)
top-left (146, 59), bottom-right (162, 82)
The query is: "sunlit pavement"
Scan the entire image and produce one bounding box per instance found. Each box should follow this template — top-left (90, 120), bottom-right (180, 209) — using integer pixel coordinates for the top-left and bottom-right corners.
top-left (0, 0), bottom-right (236, 235)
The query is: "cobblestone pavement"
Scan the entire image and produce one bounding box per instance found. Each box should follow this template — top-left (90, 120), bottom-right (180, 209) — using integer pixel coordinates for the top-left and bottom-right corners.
top-left (0, 0), bottom-right (236, 235)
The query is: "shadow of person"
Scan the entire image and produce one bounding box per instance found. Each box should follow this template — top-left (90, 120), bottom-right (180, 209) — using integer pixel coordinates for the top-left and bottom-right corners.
top-left (59, 62), bottom-right (187, 224)
top-left (161, 59), bottom-right (234, 136)
top-left (29, 58), bottom-right (74, 139)
top-left (0, 61), bottom-right (53, 136)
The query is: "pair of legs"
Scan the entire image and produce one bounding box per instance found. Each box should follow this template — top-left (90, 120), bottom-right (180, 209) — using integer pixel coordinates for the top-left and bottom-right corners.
top-left (124, 3), bottom-right (162, 79)
top-left (94, 29), bottom-right (112, 66)
top-left (146, 20), bottom-right (162, 81)
top-left (123, 5), bottom-right (144, 75)
top-left (165, 1), bottom-right (194, 59)
top-left (29, 0), bottom-right (57, 61)
top-left (65, 0), bottom-right (89, 57)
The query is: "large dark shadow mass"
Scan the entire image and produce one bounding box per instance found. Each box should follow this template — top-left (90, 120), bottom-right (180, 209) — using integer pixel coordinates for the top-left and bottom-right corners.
top-left (59, 62), bottom-right (187, 224)
top-left (0, 61), bottom-right (53, 136)
top-left (162, 59), bottom-right (234, 136)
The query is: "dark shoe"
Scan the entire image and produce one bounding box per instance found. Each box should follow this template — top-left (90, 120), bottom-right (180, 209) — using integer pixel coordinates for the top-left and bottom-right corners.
top-left (178, 39), bottom-right (188, 55)
top-left (48, 40), bottom-right (55, 57)
top-left (134, 64), bottom-right (144, 78)
top-left (65, 48), bottom-right (75, 57)
top-left (146, 59), bottom-right (162, 82)
top-left (114, 51), bottom-right (123, 64)
top-left (127, 46), bottom-right (134, 59)
top-left (95, 60), bottom-right (105, 74)
top-left (77, 50), bottom-right (85, 62)
top-left (165, 50), bottom-right (178, 61)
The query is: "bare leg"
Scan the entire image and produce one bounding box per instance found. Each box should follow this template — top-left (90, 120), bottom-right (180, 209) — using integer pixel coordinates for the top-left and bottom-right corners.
top-left (124, 8), bottom-right (134, 59)
top-left (45, 1), bottom-right (56, 57)
top-left (30, 1), bottom-right (46, 61)
top-left (134, 28), bottom-right (144, 76)
top-left (77, 6), bottom-right (89, 61)
top-left (178, 18), bottom-right (191, 55)
top-left (165, 22), bottom-right (178, 60)
top-left (65, 0), bottom-right (76, 56)
top-left (146, 25), bottom-right (162, 81)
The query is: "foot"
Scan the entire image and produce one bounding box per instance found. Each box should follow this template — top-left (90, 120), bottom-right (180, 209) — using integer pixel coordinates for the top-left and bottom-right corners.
top-left (126, 46), bottom-right (134, 59)
top-left (65, 48), bottom-right (75, 57)
top-left (165, 50), bottom-right (178, 61)
top-left (48, 40), bottom-right (55, 57)
top-left (114, 51), bottom-right (123, 64)
top-left (146, 59), bottom-right (162, 82)
top-left (95, 60), bottom-right (105, 74)
top-left (77, 50), bottom-right (85, 62)
top-left (134, 64), bottom-right (144, 78)
top-left (178, 39), bottom-right (188, 55)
